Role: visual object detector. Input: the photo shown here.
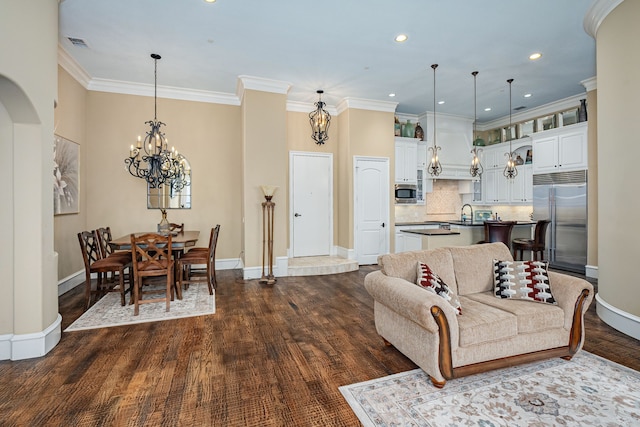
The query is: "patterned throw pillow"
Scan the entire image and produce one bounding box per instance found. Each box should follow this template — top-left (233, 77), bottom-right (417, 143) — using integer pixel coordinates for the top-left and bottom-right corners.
top-left (493, 259), bottom-right (557, 304)
top-left (416, 262), bottom-right (462, 315)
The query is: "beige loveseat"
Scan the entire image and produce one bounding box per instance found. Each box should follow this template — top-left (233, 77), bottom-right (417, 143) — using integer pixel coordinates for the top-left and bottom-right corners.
top-left (364, 242), bottom-right (593, 388)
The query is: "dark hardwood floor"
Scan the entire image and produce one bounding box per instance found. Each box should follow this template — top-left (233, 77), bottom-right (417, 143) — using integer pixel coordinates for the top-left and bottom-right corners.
top-left (1, 266), bottom-right (638, 426)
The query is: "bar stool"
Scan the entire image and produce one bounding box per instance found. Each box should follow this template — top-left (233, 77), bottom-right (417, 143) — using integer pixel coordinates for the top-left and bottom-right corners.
top-left (480, 221), bottom-right (516, 249)
top-left (512, 219), bottom-right (551, 261)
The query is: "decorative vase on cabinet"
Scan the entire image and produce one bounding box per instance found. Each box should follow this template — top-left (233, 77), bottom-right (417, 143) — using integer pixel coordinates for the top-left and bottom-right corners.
top-left (578, 99), bottom-right (587, 123)
top-left (403, 120), bottom-right (415, 138)
top-left (414, 122), bottom-right (424, 140)
top-left (394, 116), bottom-right (402, 136)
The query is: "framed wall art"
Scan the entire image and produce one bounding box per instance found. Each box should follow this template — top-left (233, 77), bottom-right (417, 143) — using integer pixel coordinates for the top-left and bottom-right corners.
top-left (53, 135), bottom-right (79, 215)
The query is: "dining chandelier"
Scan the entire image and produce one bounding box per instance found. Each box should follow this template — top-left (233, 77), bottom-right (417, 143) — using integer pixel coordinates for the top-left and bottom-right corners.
top-left (427, 64), bottom-right (443, 177)
top-left (125, 54), bottom-right (191, 190)
top-left (309, 90), bottom-right (331, 145)
top-left (469, 71), bottom-right (483, 178)
top-left (503, 78), bottom-right (518, 179)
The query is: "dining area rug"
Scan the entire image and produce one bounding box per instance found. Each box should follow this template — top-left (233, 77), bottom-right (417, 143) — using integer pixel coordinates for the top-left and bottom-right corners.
top-left (65, 283), bottom-right (215, 332)
top-left (339, 351), bottom-right (640, 426)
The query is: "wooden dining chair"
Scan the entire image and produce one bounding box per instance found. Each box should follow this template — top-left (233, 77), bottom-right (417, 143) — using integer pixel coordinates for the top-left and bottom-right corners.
top-left (96, 226), bottom-right (133, 282)
top-left (169, 223), bottom-right (184, 233)
top-left (96, 226), bottom-right (132, 260)
top-left (78, 230), bottom-right (132, 309)
top-left (130, 233), bottom-right (179, 315)
top-left (178, 225), bottom-right (220, 295)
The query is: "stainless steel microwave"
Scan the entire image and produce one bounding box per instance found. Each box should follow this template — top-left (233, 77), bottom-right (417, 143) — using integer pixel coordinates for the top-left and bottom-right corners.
top-left (395, 184), bottom-right (418, 204)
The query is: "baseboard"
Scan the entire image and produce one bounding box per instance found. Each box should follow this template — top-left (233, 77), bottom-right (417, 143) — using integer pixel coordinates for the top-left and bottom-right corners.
top-left (596, 294), bottom-right (640, 341)
top-left (585, 264), bottom-right (598, 279)
top-left (0, 314), bottom-right (62, 361)
top-left (58, 258), bottom-right (243, 295)
top-left (336, 246), bottom-right (355, 260)
top-left (243, 256), bottom-right (288, 280)
top-left (58, 270), bottom-right (85, 296)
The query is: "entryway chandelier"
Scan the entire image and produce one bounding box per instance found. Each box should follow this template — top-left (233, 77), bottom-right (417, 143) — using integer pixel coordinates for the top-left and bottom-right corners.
top-left (427, 64), bottom-right (443, 177)
top-left (503, 78), bottom-right (518, 179)
top-left (309, 90), bottom-right (331, 145)
top-left (469, 71), bottom-right (483, 178)
top-left (125, 54), bottom-right (191, 190)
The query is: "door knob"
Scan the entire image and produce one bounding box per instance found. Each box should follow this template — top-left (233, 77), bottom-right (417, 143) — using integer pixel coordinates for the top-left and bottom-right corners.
top-left (294, 213), bottom-right (302, 217)
top-left (381, 222), bottom-right (385, 228)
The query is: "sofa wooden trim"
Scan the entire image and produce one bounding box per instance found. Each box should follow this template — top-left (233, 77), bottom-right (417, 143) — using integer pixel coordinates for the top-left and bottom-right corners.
top-left (428, 288), bottom-right (591, 388)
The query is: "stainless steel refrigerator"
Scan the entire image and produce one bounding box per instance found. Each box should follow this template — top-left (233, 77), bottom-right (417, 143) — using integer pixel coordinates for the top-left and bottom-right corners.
top-left (533, 170), bottom-right (587, 273)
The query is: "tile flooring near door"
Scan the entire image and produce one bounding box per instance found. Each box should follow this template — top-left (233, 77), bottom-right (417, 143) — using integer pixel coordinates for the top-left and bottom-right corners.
top-left (288, 256), bottom-right (358, 276)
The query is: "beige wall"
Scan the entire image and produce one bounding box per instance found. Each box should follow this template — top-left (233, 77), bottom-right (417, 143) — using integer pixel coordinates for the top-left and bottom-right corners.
top-left (586, 89), bottom-right (598, 268)
top-left (596, 0), bottom-right (640, 317)
top-left (339, 108), bottom-right (395, 249)
top-left (0, 0), bottom-right (59, 337)
top-left (241, 89), bottom-right (288, 269)
top-left (80, 91), bottom-right (243, 260)
top-left (54, 67), bottom-right (87, 279)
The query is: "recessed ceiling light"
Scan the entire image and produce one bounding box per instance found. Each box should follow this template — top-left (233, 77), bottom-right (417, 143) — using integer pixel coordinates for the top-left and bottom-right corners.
top-left (438, 100), bottom-right (445, 105)
top-left (529, 52), bottom-right (542, 60)
top-left (388, 93), bottom-right (396, 97)
top-left (484, 107), bottom-right (492, 112)
top-left (524, 93), bottom-right (532, 98)
top-left (204, 0), bottom-right (216, 3)
top-left (395, 34), bottom-right (408, 43)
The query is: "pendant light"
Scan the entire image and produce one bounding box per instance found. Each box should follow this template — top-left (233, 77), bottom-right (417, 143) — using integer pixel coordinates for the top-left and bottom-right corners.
top-left (469, 71), bottom-right (483, 178)
top-left (125, 54), bottom-right (191, 190)
top-left (503, 78), bottom-right (518, 179)
top-left (427, 64), bottom-right (442, 177)
top-left (309, 90), bottom-right (331, 145)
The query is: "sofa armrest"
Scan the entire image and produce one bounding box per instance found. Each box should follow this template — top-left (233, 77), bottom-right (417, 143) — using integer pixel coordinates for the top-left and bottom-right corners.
top-left (364, 270), bottom-right (460, 334)
top-left (548, 271), bottom-right (594, 330)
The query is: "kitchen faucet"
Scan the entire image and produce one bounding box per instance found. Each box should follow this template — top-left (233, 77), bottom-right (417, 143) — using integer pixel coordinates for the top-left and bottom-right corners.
top-left (461, 204), bottom-right (473, 222)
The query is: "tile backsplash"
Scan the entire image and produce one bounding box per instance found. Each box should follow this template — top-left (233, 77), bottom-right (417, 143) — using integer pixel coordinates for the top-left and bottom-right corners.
top-left (395, 179), bottom-right (533, 223)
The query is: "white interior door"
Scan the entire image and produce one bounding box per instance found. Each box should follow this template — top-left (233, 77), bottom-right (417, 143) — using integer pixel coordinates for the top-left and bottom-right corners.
top-left (354, 157), bottom-right (389, 265)
top-left (290, 152), bottom-right (333, 257)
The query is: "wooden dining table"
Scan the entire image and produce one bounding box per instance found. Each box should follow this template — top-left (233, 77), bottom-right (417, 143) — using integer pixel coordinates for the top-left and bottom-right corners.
top-left (109, 230), bottom-right (200, 251)
top-left (109, 231), bottom-right (200, 299)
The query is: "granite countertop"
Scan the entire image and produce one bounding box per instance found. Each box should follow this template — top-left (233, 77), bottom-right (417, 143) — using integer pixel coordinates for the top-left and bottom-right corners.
top-left (397, 220), bottom-right (535, 227)
top-left (401, 229), bottom-right (461, 236)
top-left (395, 221), bottom-right (445, 226)
top-left (447, 220), bottom-right (535, 227)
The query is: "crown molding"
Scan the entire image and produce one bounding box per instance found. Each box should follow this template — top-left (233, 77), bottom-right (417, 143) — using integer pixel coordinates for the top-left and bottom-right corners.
top-left (581, 76), bottom-right (597, 92)
top-left (58, 45), bottom-right (91, 88)
top-left (584, 0), bottom-right (624, 38)
top-left (335, 97), bottom-right (398, 115)
top-left (236, 75), bottom-right (292, 103)
top-left (88, 79), bottom-right (240, 105)
top-left (477, 93), bottom-right (587, 131)
top-left (286, 100), bottom-right (338, 116)
top-left (59, 45), bottom-right (240, 105)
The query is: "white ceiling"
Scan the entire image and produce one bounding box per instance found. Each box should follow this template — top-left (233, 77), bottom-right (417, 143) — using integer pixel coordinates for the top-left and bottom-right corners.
top-left (58, 0), bottom-right (596, 123)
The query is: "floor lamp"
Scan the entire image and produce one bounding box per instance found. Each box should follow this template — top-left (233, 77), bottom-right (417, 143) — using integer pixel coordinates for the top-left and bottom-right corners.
top-left (260, 185), bottom-right (277, 284)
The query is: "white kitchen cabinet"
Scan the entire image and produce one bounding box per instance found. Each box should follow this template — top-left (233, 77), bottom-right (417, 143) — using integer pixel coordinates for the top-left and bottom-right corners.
top-left (395, 224), bottom-right (439, 253)
top-left (483, 168), bottom-right (510, 203)
top-left (511, 164), bottom-right (533, 203)
top-left (481, 145), bottom-right (507, 169)
top-left (404, 233), bottom-right (422, 252)
top-left (532, 123), bottom-right (587, 174)
top-left (417, 142), bottom-right (427, 168)
top-left (395, 138), bottom-right (418, 184)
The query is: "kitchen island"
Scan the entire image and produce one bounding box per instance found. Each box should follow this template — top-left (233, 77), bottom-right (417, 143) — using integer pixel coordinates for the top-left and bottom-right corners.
top-left (397, 220), bottom-right (534, 253)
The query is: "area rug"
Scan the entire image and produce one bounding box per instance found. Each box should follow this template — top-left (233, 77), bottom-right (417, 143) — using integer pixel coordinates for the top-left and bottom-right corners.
top-left (340, 352), bottom-right (640, 426)
top-left (65, 283), bottom-right (215, 332)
